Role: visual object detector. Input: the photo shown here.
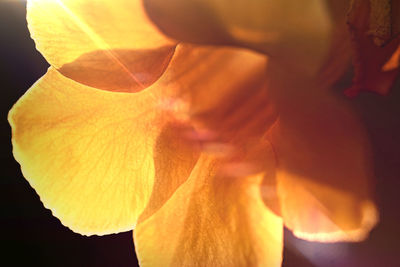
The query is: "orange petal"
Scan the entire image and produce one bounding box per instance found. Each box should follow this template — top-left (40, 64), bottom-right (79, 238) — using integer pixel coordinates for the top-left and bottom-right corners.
top-left (266, 67), bottom-right (378, 242)
top-left (28, 0), bottom-right (175, 92)
top-left (139, 122), bottom-right (200, 222)
top-left (382, 44), bottom-right (400, 71)
top-left (156, 44), bottom-right (277, 144)
top-left (58, 47), bottom-right (176, 92)
top-left (316, 0), bottom-right (353, 88)
top-left (144, 0), bottom-right (332, 75)
top-left (8, 68), bottom-right (199, 235)
top-left (134, 152), bottom-right (283, 266)
top-left (345, 0), bottom-right (400, 97)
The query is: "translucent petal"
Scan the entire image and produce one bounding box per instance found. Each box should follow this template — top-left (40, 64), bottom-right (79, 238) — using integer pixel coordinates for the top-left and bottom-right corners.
top-left (135, 152), bottom-right (283, 266)
top-left (157, 44), bottom-right (276, 144)
top-left (27, 0), bottom-right (175, 91)
top-left (266, 69), bottom-right (378, 242)
top-left (57, 47), bottom-right (176, 92)
top-left (9, 68), bottom-right (198, 235)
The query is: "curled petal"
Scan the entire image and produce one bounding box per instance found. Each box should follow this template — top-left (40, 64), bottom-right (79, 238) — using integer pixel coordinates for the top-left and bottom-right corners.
top-left (266, 66), bottom-right (378, 242)
top-left (278, 173), bottom-right (378, 242)
top-left (28, 0), bottom-right (175, 91)
top-left (8, 68), bottom-right (199, 235)
top-left (135, 153), bottom-right (283, 267)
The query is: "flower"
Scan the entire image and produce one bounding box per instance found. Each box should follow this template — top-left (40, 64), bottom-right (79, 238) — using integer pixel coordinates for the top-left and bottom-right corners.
top-left (8, 0), bottom-right (399, 266)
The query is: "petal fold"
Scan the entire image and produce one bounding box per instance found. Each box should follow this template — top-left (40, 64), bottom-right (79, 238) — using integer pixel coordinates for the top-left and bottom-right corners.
top-left (9, 68), bottom-right (198, 235)
top-left (135, 152), bottom-right (283, 267)
top-left (58, 47), bottom-right (176, 92)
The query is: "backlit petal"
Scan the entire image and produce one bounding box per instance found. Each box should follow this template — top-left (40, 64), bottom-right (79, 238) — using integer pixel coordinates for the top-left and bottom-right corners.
top-left (144, 0), bottom-right (332, 75)
top-left (57, 47), bottom-right (176, 92)
top-left (8, 68), bottom-right (199, 235)
top-left (28, 0), bottom-right (175, 91)
top-left (157, 44), bottom-right (277, 144)
top-left (266, 67), bottom-right (378, 242)
top-left (135, 152), bottom-right (283, 267)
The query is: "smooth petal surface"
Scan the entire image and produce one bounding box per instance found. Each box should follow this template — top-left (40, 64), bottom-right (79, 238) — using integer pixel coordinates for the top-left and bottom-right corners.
top-left (316, 0), bottom-right (353, 88)
top-left (28, 0), bottom-right (175, 91)
top-left (8, 68), bottom-right (199, 235)
top-left (144, 0), bottom-right (332, 75)
top-left (57, 47), bottom-right (176, 92)
top-left (157, 44), bottom-right (276, 144)
top-left (135, 151), bottom-right (283, 267)
top-left (266, 66), bottom-right (378, 242)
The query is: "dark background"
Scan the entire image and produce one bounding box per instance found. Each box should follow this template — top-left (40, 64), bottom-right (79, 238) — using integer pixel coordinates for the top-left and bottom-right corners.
top-left (1, 1), bottom-right (399, 266)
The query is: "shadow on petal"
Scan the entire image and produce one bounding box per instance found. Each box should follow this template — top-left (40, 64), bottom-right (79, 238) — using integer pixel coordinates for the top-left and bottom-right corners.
top-left (59, 47), bottom-right (176, 92)
top-left (138, 122), bottom-right (201, 222)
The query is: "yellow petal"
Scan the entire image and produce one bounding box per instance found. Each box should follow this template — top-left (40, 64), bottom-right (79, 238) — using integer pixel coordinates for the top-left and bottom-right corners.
top-left (266, 68), bottom-right (378, 242)
top-left (139, 122), bottom-right (200, 222)
top-left (28, 0), bottom-right (175, 91)
top-left (8, 68), bottom-right (199, 235)
top-left (144, 0), bottom-right (332, 75)
top-left (58, 47), bottom-right (176, 92)
top-left (134, 152), bottom-right (283, 267)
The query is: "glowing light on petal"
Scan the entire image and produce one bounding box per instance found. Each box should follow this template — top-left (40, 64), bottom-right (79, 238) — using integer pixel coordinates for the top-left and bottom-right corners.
top-left (27, 0), bottom-right (176, 92)
top-left (53, 0), bottom-right (145, 89)
top-left (292, 201), bottom-right (379, 243)
top-left (382, 45), bottom-right (400, 71)
top-left (9, 0), bottom-right (390, 265)
top-left (135, 154), bottom-right (283, 267)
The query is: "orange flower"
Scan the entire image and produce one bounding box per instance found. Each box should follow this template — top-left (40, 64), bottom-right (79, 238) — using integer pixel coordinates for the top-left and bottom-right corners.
top-left (8, 0), bottom-right (399, 266)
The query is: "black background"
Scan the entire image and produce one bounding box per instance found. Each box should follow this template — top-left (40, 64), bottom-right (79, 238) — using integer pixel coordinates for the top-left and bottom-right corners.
top-left (1, 1), bottom-right (400, 266)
